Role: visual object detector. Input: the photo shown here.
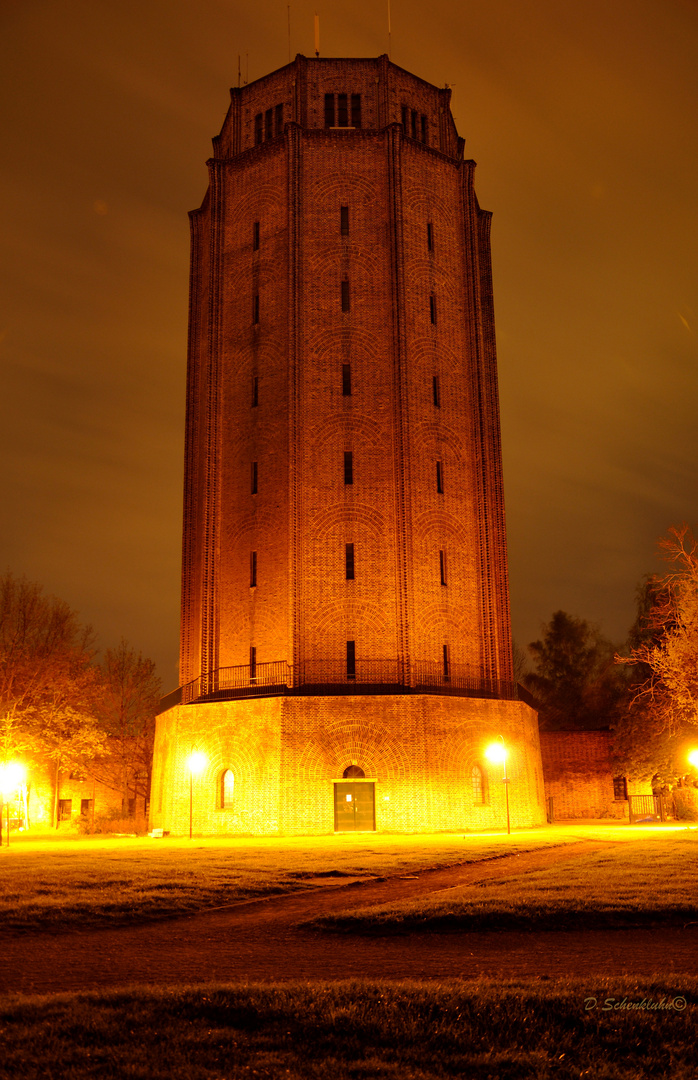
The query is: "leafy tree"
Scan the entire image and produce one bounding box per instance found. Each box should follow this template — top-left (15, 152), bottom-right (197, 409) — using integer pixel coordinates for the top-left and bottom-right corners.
top-left (614, 525), bottom-right (698, 780)
top-left (30, 704), bottom-right (107, 827)
top-left (0, 571), bottom-right (103, 824)
top-left (524, 610), bottom-right (628, 730)
top-left (90, 640), bottom-right (161, 814)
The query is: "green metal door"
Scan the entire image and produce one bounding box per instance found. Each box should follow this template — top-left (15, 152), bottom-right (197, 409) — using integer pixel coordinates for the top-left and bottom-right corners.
top-left (334, 782), bottom-right (375, 832)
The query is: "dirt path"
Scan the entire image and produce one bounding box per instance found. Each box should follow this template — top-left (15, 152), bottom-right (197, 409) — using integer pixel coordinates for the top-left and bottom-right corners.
top-left (4, 840), bottom-right (698, 994)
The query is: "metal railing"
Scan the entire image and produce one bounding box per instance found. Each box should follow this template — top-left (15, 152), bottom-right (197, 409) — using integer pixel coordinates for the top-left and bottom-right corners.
top-left (412, 660), bottom-right (518, 700)
top-left (629, 794), bottom-right (674, 823)
top-left (218, 660), bottom-right (292, 692)
top-left (159, 658), bottom-right (524, 712)
top-left (298, 658), bottom-right (402, 689)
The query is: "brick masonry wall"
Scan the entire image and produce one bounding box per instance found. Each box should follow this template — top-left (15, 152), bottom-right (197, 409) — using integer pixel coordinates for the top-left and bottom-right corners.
top-left (22, 766), bottom-right (123, 830)
top-left (167, 57), bottom-right (528, 838)
top-left (151, 695), bottom-right (545, 836)
top-left (538, 729), bottom-right (653, 820)
top-left (180, 55), bottom-right (512, 689)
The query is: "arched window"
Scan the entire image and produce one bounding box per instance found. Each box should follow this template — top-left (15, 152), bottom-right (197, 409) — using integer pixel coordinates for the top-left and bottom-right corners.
top-left (343, 765), bottom-right (365, 779)
top-left (221, 769), bottom-right (234, 808)
top-left (472, 764), bottom-right (485, 805)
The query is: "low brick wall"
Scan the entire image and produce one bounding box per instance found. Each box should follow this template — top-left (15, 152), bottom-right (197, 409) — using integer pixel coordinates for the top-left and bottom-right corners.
top-left (539, 729), bottom-right (651, 820)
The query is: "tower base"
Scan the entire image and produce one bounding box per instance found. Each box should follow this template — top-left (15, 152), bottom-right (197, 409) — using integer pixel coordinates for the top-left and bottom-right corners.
top-left (151, 694), bottom-right (545, 836)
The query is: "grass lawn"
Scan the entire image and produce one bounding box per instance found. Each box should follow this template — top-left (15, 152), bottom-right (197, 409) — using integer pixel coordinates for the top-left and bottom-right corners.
top-left (0, 828), bottom-right (589, 933)
top-left (1, 978), bottom-right (696, 1079)
top-left (2, 824), bottom-right (691, 934)
top-left (309, 832), bottom-right (698, 933)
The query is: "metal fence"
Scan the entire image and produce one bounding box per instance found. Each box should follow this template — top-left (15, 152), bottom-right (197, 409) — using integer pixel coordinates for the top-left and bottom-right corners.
top-left (628, 794), bottom-right (674, 823)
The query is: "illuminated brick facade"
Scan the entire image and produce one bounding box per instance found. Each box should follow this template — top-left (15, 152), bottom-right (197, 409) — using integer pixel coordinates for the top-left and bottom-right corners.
top-left (539, 730), bottom-right (651, 820)
top-left (151, 55), bottom-right (546, 835)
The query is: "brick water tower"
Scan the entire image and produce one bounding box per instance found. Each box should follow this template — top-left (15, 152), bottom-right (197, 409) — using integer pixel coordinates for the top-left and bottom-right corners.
top-left (151, 55), bottom-right (545, 835)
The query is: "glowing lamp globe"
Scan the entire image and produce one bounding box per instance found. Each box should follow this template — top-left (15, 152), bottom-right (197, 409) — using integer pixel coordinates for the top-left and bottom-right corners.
top-left (0, 762), bottom-right (25, 797)
top-left (187, 751), bottom-right (207, 776)
top-left (485, 742), bottom-right (507, 765)
top-left (688, 750), bottom-right (698, 770)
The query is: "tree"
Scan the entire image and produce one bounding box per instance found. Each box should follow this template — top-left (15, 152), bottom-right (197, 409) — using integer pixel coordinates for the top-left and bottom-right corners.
top-left (0, 571), bottom-right (103, 824)
top-left (0, 572), bottom-right (92, 746)
top-left (614, 525), bottom-right (698, 780)
top-left (524, 610), bottom-right (629, 730)
top-left (90, 640), bottom-right (161, 815)
top-left (30, 704), bottom-right (107, 828)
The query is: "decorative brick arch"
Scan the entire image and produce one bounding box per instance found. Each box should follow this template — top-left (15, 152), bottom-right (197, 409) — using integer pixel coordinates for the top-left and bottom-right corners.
top-left (296, 718), bottom-right (410, 783)
top-left (309, 504), bottom-right (387, 543)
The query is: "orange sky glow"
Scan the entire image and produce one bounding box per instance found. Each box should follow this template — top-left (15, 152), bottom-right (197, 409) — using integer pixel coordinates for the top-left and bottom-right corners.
top-left (1, 0), bottom-right (696, 686)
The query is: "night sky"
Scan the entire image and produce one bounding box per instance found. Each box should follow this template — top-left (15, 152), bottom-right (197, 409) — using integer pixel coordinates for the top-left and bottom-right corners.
top-left (1, 0), bottom-right (696, 689)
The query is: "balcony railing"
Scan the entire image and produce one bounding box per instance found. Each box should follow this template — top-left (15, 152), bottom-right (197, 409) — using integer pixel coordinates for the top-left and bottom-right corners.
top-left (298, 658), bottom-right (402, 689)
top-left (158, 659), bottom-right (523, 712)
top-left (412, 660), bottom-right (518, 701)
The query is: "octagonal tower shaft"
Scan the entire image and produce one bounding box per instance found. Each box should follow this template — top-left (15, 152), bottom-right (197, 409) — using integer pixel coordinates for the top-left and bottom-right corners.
top-left (180, 55), bottom-right (513, 698)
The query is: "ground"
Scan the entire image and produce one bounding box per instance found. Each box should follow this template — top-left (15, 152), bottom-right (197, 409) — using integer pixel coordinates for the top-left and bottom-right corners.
top-left (3, 823), bottom-right (697, 993)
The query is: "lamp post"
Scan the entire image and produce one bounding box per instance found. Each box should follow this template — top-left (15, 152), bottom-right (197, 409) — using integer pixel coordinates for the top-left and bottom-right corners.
top-left (485, 737), bottom-right (511, 835)
top-left (186, 751), bottom-right (207, 839)
top-left (0, 762), bottom-right (26, 848)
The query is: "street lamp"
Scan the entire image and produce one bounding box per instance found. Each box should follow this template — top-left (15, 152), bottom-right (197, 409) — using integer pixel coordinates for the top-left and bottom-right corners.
top-left (186, 751), bottom-right (207, 839)
top-left (688, 750), bottom-right (698, 770)
top-left (485, 737), bottom-right (511, 835)
top-left (0, 762), bottom-right (25, 848)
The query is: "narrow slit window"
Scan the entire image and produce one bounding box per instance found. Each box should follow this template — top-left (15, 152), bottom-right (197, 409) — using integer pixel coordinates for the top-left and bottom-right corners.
top-left (251, 461), bottom-right (258, 495)
top-left (340, 205), bottom-right (349, 236)
top-left (443, 644), bottom-right (450, 681)
top-left (344, 451), bottom-right (354, 485)
top-left (264, 108), bottom-right (273, 140)
top-left (252, 376), bottom-right (259, 407)
top-left (345, 543), bottom-right (355, 580)
top-left (342, 363), bottom-right (352, 396)
top-left (337, 93), bottom-right (348, 126)
top-left (351, 94), bottom-right (361, 127)
top-left (250, 646), bottom-right (257, 680)
top-left (253, 294), bottom-right (259, 324)
top-left (346, 640), bottom-right (356, 679)
top-left (275, 103), bottom-right (284, 136)
top-left (324, 93), bottom-right (335, 127)
top-left (429, 293), bottom-right (436, 324)
top-left (341, 279), bottom-right (350, 312)
top-left (439, 549), bottom-right (447, 586)
top-left (250, 551), bottom-right (257, 587)
top-left (427, 221), bottom-right (434, 251)
top-left (436, 460), bottom-right (444, 493)
top-left (421, 114), bottom-right (428, 143)
top-left (411, 109), bottom-right (418, 139)
top-left (253, 220), bottom-right (260, 251)
top-left (254, 113), bottom-right (263, 144)
top-left (401, 104), bottom-right (408, 130)
top-left (432, 375), bottom-right (440, 407)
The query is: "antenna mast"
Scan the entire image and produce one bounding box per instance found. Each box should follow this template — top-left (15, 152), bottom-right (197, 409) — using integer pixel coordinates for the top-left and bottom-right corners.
top-left (388, 0), bottom-right (391, 59)
top-left (314, 13), bottom-right (320, 57)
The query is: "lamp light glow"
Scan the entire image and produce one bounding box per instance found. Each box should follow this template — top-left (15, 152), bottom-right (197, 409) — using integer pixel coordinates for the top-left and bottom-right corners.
top-left (484, 737), bottom-right (511, 835)
top-left (688, 749), bottom-right (698, 769)
top-left (0, 762), bottom-right (25, 797)
top-left (0, 762), bottom-right (25, 848)
top-left (186, 750), bottom-right (207, 839)
top-left (485, 742), bottom-right (507, 765)
top-left (187, 751), bottom-right (207, 776)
